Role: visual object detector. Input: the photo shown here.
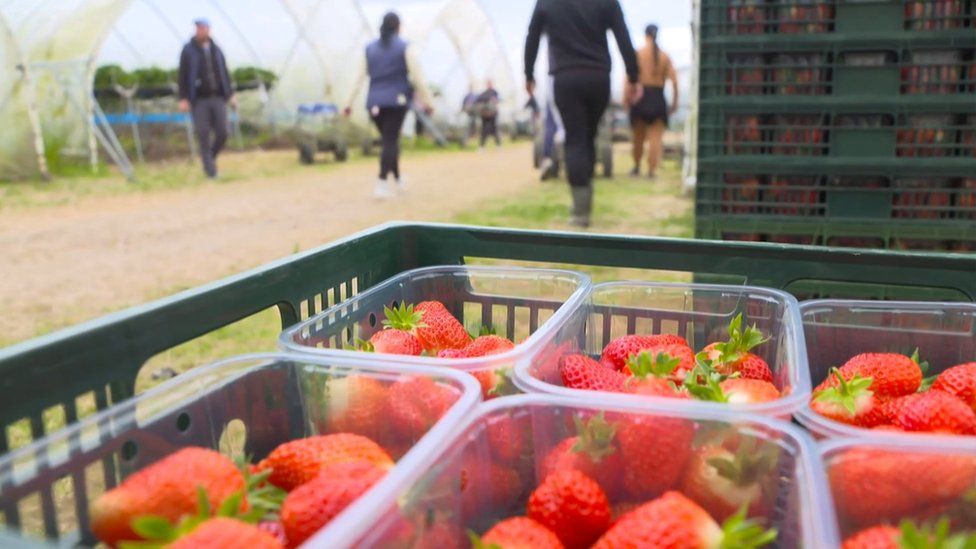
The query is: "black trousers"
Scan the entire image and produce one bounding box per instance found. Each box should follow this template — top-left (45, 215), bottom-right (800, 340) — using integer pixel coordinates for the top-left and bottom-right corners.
top-left (191, 96), bottom-right (229, 177)
top-left (480, 116), bottom-right (500, 146)
top-left (553, 70), bottom-right (610, 188)
top-left (371, 106), bottom-right (408, 179)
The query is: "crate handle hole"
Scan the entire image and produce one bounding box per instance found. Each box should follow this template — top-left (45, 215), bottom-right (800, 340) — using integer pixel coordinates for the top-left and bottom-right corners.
top-left (121, 440), bottom-right (138, 462)
top-left (368, 313), bottom-right (377, 328)
top-left (176, 412), bottom-right (192, 433)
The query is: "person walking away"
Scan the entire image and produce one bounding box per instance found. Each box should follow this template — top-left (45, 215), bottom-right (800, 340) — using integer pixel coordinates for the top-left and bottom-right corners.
top-left (540, 97), bottom-right (563, 181)
top-left (366, 12), bottom-right (432, 199)
top-left (461, 87), bottom-right (480, 144)
top-left (627, 24), bottom-right (678, 179)
top-left (525, 0), bottom-right (641, 228)
top-left (178, 18), bottom-right (237, 179)
top-left (478, 80), bottom-right (501, 148)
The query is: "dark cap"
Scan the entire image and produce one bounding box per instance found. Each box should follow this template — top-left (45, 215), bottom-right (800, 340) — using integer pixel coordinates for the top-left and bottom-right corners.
top-left (194, 18), bottom-right (210, 27)
top-left (645, 24), bottom-right (658, 36)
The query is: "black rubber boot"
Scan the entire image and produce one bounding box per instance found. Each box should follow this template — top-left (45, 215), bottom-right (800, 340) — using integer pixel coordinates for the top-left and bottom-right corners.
top-left (569, 186), bottom-right (592, 228)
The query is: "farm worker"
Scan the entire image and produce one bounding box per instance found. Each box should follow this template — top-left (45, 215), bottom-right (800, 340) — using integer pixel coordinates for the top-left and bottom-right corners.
top-left (626, 24), bottom-right (679, 180)
top-left (478, 80), bottom-right (502, 148)
top-left (366, 12), bottom-right (433, 199)
top-left (178, 18), bottom-right (237, 179)
top-left (461, 87), bottom-right (480, 142)
top-left (525, 0), bottom-right (641, 228)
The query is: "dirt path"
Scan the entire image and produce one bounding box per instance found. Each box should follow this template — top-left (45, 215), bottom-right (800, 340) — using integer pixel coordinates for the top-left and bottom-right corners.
top-left (0, 144), bottom-right (535, 345)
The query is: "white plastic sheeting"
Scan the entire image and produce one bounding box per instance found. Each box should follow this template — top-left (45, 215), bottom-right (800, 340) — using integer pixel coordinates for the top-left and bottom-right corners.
top-left (0, 0), bottom-right (515, 178)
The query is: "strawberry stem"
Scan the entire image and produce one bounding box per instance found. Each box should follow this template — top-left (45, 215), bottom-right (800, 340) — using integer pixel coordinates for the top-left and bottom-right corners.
top-left (713, 313), bottom-right (770, 365)
top-left (626, 351), bottom-right (681, 380)
top-left (719, 504), bottom-right (777, 549)
top-left (683, 359), bottom-right (730, 403)
top-left (813, 368), bottom-right (873, 416)
top-left (382, 303), bottom-right (426, 331)
top-left (571, 413), bottom-right (618, 463)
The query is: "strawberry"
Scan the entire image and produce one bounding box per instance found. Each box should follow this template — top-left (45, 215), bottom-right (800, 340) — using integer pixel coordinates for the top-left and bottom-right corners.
top-left (385, 376), bottom-right (457, 441)
top-left (528, 470), bottom-right (612, 549)
top-left (610, 501), bottom-right (643, 525)
top-left (932, 362), bottom-right (976, 412)
top-left (541, 413), bottom-right (622, 497)
top-left (322, 375), bottom-right (389, 443)
top-left (702, 313), bottom-right (773, 382)
top-left (600, 334), bottom-right (689, 372)
top-left (560, 354), bottom-right (627, 393)
top-left (476, 517), bottom-right (565, 549)
top-left (623, 351), bottom-right (688, 397)
top-left (367, 329), bottom-right (423, 356)
top-left (817, 352), bottom-right (923, 398)
top-left (487, 414), bottom-right (526, 465)
top-left (90, 447), bottom-right (246, 546)
top-left (169, 518), bottom-right (284, 549)
top-left (592, 491), bottom-right (777, 549)
top-left (829, 447), bottom-right (976, 529)
top-left (414, 301), bottom-right (471, 352)
top-left (438, 335), bottom-right (515, 358)
top-left (460, 460), bottom-right (523, 519)
top-left (881, 390), bottom-right (976, 435)
top-left (614, 412), bottom-right (694, 500)
top-left (810, 368), bottom-right (888, 427)
top-left (472, 367), bottom-right (517, 399)
top-left (256, 434), bottom-right (393, 491)
top-left (685, 362), bottom-right (780, 405)
top-left (280, 461), bottom-right (385, 547)
top-left (680, 438), bottom-right (778, 521)
top-left (842, 519), bottom-right (973, 549)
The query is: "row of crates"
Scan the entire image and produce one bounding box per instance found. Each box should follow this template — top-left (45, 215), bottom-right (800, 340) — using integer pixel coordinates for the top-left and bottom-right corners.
top-left (705, 48), bottom-right (976, 97)
top-left (703, 0), bottom-right (975, 37)
top-left (707, 112), bottom-right (976, 158)
top-left (698, 173), bottom-right (976, 219)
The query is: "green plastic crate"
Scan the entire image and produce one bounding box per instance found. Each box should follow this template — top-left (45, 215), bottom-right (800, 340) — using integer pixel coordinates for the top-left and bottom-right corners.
top-left (0, 223), bottom-right (974, 453)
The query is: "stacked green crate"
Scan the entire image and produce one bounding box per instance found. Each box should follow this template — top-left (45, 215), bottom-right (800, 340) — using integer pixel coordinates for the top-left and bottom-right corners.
top-left (696, 0), bottom-right (976, 251)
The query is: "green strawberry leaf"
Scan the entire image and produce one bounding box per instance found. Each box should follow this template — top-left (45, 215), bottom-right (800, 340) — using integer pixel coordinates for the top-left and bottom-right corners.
top-left (684, 360), bottom-right (729, 403)
top-left (919, 374), bottom-right (938, 392)
top-left (813, 368), bottom-right (874, 416)
top-left (571, 412), bottom-right (618, 462)
top-left (627, 351), bottom-right (681, 380)
top-left (382, 303), bottom-right (427, 331)
top-left (719, 505), bottom-right (777, 549)
top-left (217, 491), bottom-right (242, 518)
top-left (714, 314), bottom-right (771, 365)
top-left (486, 368), bottom-right (516, 397)
top-left (196, 487), bottom-right (211, 517)
top-left (468, 530), bottom-right (503, 549)
top-left (910, 348), bottom-right (931, 375)
top-left (129, 516), bottom-right (177, 542)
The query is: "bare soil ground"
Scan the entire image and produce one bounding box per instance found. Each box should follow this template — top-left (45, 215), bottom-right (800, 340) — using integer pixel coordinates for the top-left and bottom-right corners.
top-left (0, 144), bottom-right (538, 345)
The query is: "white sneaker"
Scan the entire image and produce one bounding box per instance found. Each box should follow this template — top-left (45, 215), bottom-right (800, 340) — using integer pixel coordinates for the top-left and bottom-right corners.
top-left (374, 179), bottom-right (394, 199)
top-left (395, 176), bottom-right (407, 195)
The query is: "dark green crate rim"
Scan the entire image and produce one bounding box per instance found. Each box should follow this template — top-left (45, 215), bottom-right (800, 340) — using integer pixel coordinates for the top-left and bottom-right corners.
top-left (700, 95), bottom-right (976, 113)
top-left (697, 215), bottom-right (976, 240)
top-left (698, 156), bottom-right (976, 177)
top-left (702, 30), bottom-right (976, 50)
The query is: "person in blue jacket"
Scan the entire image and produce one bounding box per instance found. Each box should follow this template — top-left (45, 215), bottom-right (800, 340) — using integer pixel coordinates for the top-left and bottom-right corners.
top-left (365, 12), bottom-right (432, 199)
top-left (178, 18), bottom-right (236, 179)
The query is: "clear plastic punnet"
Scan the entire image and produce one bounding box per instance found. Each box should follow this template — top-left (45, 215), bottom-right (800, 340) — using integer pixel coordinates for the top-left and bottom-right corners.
top-left (0, 354), bottom-right (480, 546)
top-left (796, 299), bottom-right (976, 439)
top-left (822, 437), bottom-right (976, 545)
top-left (513, 282), bottom-right (810, 417)
top-left (319, 394), bottom-right (838, 548)
top-left (279, 265), bottom-right (591, 398)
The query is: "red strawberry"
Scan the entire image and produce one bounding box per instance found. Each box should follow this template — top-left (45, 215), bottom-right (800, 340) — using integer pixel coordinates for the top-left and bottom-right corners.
top-left (368, 329), bottom-right (423, 355)
top-left (541, 413), bottom-right (623, 496)
top-left (385, 376), bottom-right (457, 441)
top-left (610, 501), bottom-right (643, 525)
top-left (829, 447), bottom-right (976, 529)
top-left (810, 368), bottom-right (888, 427)
top-left (413, 301), bottom-right (471, 352)
top-left (472, 367), bottom-right (516, 399)
top-left (719, 379), bottom-right (781, 404)
top-left (881, 390), bottom-right (976, 435)
top-left (560, 354), bottom-right (627, 393)
top-left (528, 470), bottom-right (612, 549)
top-left (593, 491), bottom-right (777, 549)
top-left (614, 413), bottom-right (694, 500)
top-left (280, 461), bottom-right (385, 547)
top-left (601, 334), bottom-right (689, 372)
top-left (478, 517), bottom-right (565, 549)
top-left (90, 447), bottom-right (246, 546)
top-left (841, 524), bottom-right (900, 549)
top-left (487, 414), bottom-right (526, 465)
top-left (842, 519), bottom-right (972, 549)
top-left (702, 313), bottom-right (773, 382)
top-left (322, 375), bottom-right (389, 443)
top-left (460, 460), bottom-right (523, 519)
top-left (680, 438), bottom-right (778, 521)
top-left (933, 362), bottom-right (976, 412)
top-left (817, 352), bottom-right (923, 398)
top-left (438, 335), bottom-right (514, 358)
top-left (623, 351), bottom-right (688, 397)
top-left (169, 518), bottom-right (284, 549)
top-left (256, 434), bottom-right (393, 491)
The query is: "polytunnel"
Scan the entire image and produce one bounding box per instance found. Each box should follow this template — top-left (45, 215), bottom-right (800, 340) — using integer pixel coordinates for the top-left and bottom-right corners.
top-left (0, 0), bottom-right (375, 178)
top-left (0, 9), bottom-right (45, 179)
